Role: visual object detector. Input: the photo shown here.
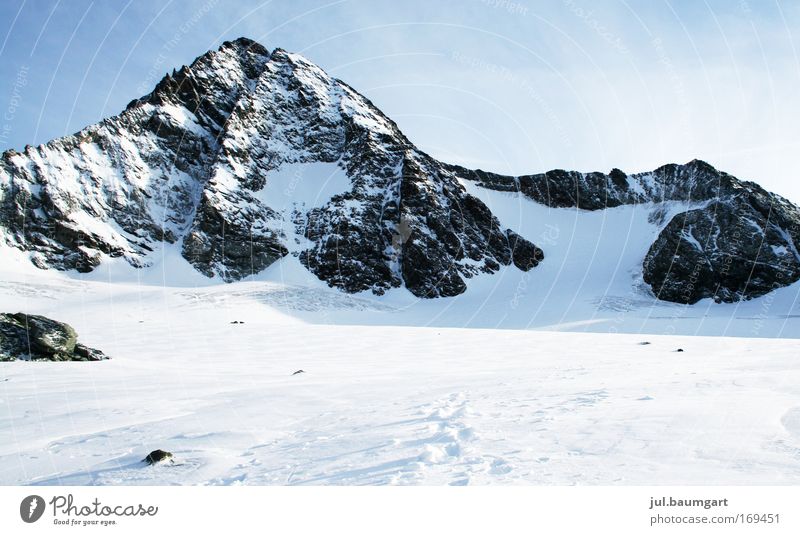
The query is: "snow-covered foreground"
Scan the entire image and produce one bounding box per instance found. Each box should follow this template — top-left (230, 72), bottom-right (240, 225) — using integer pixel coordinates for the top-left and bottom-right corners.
top-left (2, 177), bottom-right (800, 485)
top-left (2, 270), bottom-right (800, 485)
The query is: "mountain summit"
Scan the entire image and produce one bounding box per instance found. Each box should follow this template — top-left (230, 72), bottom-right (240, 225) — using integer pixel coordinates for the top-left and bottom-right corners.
top-left (1, 37), bottom-right (799, 303)
top-left (0, 38), bottom-right (542, 298)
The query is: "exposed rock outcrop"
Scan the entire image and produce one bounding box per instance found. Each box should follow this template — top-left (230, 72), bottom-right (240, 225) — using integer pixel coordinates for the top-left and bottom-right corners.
top-left (0, 313), bottom-right (108, 361)
top-left (643, 191), bottom-right (800, 303)
top-left (142, 449), bottom-right (174, 465)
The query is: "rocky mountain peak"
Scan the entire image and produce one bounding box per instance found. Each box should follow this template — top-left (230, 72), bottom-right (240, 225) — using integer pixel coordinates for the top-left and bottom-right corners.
top-left (1, 38), bottom-right (798, 304)
top-left (0, 38), bottom-right (543, 298)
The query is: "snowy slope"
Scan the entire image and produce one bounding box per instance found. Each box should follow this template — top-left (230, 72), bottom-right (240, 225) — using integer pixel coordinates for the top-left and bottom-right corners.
top-left (2, 193), bottom-right (799, 485)
top-left (3, 174), bottom-right (798, 339)
top-left (1, 274), bottom-right (799, 485)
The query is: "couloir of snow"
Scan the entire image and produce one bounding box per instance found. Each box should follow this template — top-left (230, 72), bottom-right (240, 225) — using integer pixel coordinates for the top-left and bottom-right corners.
top-left (1, 179), bottom-right (800, 485)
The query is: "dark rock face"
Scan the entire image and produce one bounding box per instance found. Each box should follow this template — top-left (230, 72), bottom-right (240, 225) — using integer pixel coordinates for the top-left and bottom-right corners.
top-left (507, 230), bottom-right (545, 271)
top-left (182, 198), bottom-right (288, 282)
top-left (301, 149), bottom-right (544, 298)
top-left (639, 165), bottom-right (800, 304)
top-left (0, 313), bottom-right (108, 361)
top-left (644, 195), bottom-right (800, 304)
top-left (396, 157), bottom-right (542, 298)
top-left (454, 159), bottom-right (735, 210)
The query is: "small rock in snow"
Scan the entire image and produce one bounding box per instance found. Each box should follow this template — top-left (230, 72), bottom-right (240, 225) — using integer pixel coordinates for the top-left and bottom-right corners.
top-left (143, 449), bottom-right (174, 465)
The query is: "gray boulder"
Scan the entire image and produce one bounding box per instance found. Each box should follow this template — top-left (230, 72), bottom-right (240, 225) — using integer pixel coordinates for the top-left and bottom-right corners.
top-left (0, 313), bottom-right (108, 361)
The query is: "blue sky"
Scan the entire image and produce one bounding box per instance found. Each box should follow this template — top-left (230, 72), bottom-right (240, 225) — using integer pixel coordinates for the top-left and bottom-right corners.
top-left (1, 0), bottom-right (799, 201)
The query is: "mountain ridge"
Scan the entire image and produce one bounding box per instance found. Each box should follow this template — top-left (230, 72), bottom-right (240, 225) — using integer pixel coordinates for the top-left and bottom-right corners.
top-left (1, 37), bottom-right (799, 304)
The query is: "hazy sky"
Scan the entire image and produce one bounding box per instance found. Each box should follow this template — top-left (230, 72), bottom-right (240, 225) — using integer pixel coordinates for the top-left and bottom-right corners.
top-left (1, 0), bottom-right (799, 202)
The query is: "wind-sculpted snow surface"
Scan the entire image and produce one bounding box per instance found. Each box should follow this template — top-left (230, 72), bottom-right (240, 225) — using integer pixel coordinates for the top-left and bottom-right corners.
top-left (3, 286), bottom-right (800, 485)
top-left (1, 247), bottom-right (799, 484)
top-left (1, 38), bottom-right (799, 303)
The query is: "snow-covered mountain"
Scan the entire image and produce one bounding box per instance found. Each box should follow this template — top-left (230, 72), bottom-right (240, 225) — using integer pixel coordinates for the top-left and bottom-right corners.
top-left (460, 159), bottom-right (800, 303)
top-left (0, 38), bottom-right (541, 299)
top-left (3, 37), bottom-right (800, 487)
top-left (1, 37), bottom-right (799, 304)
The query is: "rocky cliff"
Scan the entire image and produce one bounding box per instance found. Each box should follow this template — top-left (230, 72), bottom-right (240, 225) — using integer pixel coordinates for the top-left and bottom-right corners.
top-left (1, 38), bottom-right (798, 304)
